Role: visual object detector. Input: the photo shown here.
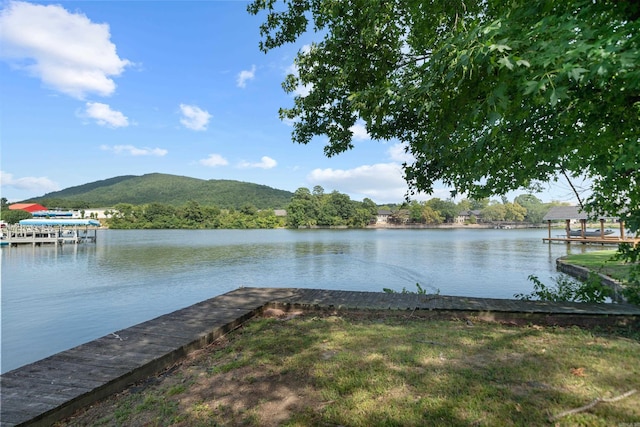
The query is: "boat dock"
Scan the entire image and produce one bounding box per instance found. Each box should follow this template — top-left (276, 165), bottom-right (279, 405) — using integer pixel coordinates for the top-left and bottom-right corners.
top-left (2, 287), bottom-right (640, 427)
top-left (541, 205), bottom-right (639, 246)
top-left (1, 219), bottom-right (100, 247)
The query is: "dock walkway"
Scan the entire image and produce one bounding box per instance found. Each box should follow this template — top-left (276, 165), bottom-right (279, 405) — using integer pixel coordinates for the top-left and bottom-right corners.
top-left (2, 287), bottom-right (640, 426)
top-left (2, 222), bottom-right (99, 246)
top-left (543, 235), bottom-right (640, 246)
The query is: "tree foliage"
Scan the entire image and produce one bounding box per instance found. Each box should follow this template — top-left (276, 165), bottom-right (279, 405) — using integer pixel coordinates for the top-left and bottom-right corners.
top-left (0, 208), bottom-right (32, 224)
top-left (514, 194), bottom-right (547, 224)
top-left (106, 201), bottom-right (285, 230)
top-left (408, 201), bottom-right (443, 224)
top-left (249, 0), bottom-right (639, 230)
top-left (425, 198), bottom-right (458, 223)
top-left (479, 202), bottom-right (526, 222)
top-left (286, 187), bottom-right (377, 227)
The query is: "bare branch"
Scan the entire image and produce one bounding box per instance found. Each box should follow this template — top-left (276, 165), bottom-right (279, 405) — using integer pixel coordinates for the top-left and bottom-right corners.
top-left (559, 166), bottom-right (584, 209)
top-left (549, 389), bottom-right (637, 422)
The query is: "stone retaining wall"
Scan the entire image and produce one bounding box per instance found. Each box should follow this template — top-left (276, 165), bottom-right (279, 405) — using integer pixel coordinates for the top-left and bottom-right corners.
top-left (556, 258), bottom-right (625, 303)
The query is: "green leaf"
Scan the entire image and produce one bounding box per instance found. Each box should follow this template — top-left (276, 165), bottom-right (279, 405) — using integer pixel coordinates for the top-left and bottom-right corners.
top-left (497, 57), bottom-right (514, 70)
top-left (568, 67), bottom-right (588, 82)
top-left (489, 44), bottom-right (512, 53)
top-left (524, 80), bottom-right (539, 95)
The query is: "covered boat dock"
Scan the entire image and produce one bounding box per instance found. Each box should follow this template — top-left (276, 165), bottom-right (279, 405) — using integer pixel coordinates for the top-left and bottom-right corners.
top-left (3, 219), bottom-right (100, 246)
top-left (542, 206), bottom-right (639, 246)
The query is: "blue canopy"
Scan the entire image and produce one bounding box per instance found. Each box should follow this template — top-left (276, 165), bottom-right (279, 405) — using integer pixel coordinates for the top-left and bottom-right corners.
top-left (19, 219), bottom-right (100, 227)
top-left (32, 210), bottom-right (74, 217)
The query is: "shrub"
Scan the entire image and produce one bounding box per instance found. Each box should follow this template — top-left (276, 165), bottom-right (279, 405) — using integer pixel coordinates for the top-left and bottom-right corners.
top-left (515, 273), bottom-right (612, 303)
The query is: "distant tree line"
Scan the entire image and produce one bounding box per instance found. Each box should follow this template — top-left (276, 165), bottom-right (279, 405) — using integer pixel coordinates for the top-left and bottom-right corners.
top-left (1, 192), bottom-right (562, 229)
top-left (284, 188), bottom-right (560, 228)
top-left (385, 194), bottom-right (560, 226)
top-left (105, 201), bottom-right (285, 229)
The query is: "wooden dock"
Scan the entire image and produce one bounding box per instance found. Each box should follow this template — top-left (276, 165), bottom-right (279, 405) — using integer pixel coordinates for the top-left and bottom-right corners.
top-left (2, 225), bottom-right (97, 246)
top-left (2, 287), bottom-right (640, 427)
top-left (543, 235), bottom-right (640, 246)
top-left (2, 226), bottom-right (59, 246)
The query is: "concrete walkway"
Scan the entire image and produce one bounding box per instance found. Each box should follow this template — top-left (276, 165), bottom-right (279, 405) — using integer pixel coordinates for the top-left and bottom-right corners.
top-left (2, 287), bottom-right (639, 426)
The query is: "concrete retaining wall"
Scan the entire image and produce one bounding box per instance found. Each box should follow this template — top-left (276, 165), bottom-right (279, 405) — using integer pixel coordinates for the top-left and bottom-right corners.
top-left (556, 258), bottom-right (625, 303)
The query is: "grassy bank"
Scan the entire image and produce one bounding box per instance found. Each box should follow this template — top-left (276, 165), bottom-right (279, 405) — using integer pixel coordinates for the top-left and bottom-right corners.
top-left (563, 250), bottom-right (634, 282)
top-left (57, 310), bottom-right (640, 427)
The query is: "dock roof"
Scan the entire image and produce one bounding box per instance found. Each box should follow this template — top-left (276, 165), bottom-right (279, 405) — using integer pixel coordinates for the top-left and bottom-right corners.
top-left (542, 206), bottom-right (617, 221)
top-left (19, 219), bottom-right (101, 226)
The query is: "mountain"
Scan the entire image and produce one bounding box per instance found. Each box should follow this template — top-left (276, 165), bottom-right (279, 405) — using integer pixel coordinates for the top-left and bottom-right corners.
top-left (27, 173), bottom-right (294, 209)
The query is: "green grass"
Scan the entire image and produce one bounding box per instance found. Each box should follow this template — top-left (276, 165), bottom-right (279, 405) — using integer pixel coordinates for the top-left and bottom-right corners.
top-left (563, 250), bottom-right (635, 282)
top-left (57, 311), bottom-right (640, 427)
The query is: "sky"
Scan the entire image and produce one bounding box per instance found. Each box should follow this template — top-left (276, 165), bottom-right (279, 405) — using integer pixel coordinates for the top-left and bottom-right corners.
top-left (0, 0), bottom-right (583, 205)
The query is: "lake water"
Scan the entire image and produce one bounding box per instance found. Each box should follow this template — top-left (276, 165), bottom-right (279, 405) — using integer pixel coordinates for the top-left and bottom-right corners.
top-left (1, 228), bottom-right (598, 373)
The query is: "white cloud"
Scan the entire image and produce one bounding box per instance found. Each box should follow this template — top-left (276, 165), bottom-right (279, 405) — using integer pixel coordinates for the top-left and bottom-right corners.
top-left (179, 104), bottom-right (211, 131)
top-left (294, 82), bottom-right (312, 97)
top-left (282, 117), bottom-right (296, 127)
top-left (84, 102), bottom-right (129, 127)
top-left (100, 145), bottom-right (167, 156)
top-left (387, 142), bottom-right (414, 163)
top-left (350, 123), bottom-right (370, 141)
top-left (307, 162), bottom-right (448, 202)
top-left (238, 156), bottom-right (277, 169)
top-left (285, 63), bottom-right (297, 75)
top-left (199, 154), bottom-right (229, 167)
top-left (307, 163), bottom-right (407, 200)
top-left (305, 143), bottom-right (446, 202)
top-left (237, 64), bottom-right (256, 88)
top-left (0, 1), bottom-right (131, 99)
top-left (0, 170), bottom-right (60, 193)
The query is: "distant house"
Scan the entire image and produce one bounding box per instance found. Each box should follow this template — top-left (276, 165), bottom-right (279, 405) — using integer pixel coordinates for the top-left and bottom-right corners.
top-left (455, 210), bottom-right (482, 224)
top-left (376, 209), bottom-right (393, 224)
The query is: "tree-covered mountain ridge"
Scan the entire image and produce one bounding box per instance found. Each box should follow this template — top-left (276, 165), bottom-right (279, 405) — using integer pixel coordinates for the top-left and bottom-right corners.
top-left (27, 173), bottom-right (294, 209)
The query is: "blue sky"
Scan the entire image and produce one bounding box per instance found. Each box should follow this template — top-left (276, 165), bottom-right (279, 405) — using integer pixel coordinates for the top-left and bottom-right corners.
top-left (0, 1), bottom-right (582, 205)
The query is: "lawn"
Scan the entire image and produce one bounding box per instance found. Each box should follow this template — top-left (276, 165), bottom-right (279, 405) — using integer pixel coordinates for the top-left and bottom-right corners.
top-left (563, 250), bottom-right (635, 282)
top-left (56, 309), bottom-right (640, 427)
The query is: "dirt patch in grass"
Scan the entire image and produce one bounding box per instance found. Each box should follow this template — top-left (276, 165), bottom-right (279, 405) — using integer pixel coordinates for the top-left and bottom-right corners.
top-left (167, 309), bottom-right (324, 427)
top-left (55, 308), bottom-right (640, 426)
top-left (57, 308), bottom-right (324, 427)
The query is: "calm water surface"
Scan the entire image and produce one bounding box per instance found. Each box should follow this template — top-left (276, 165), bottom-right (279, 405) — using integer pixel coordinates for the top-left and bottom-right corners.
top-left (1, 228), bottom-right (598, 373)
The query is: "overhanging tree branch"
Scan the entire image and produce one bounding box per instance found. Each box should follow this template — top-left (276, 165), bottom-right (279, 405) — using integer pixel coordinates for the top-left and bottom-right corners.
top-left (559, 167), bottom-right (584, 209)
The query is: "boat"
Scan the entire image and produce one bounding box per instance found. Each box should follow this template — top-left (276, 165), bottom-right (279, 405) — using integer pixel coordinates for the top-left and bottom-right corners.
top-left (569, 229), bottom-right (614, 237)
